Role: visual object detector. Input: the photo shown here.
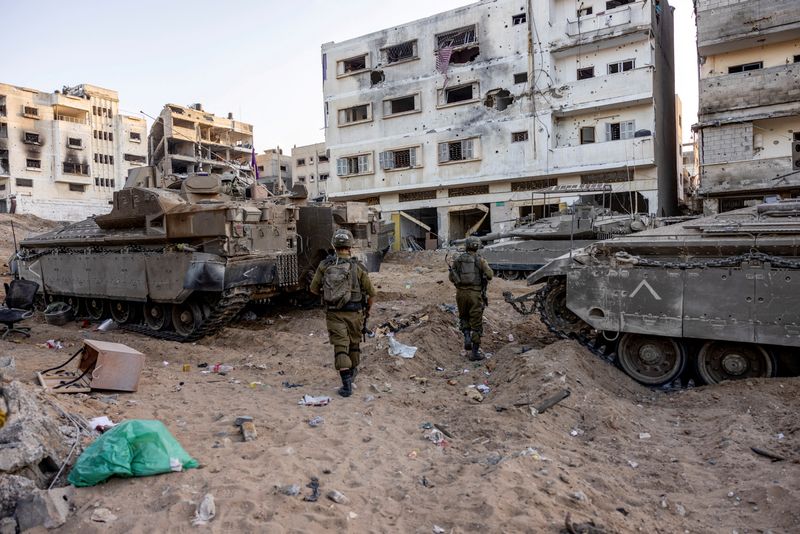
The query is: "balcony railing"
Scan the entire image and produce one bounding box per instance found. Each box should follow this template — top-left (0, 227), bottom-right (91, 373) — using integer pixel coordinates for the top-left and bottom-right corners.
top-left (567, 7), bottom-right (632, 36)
top-left (55, 114), bottom-right (87, 125)
top-left (699, 63), bottom-right (800, 116)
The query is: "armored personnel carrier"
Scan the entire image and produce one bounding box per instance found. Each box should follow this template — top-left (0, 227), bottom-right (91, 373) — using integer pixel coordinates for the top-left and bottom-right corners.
top-left (476, 204), bottom-right (649, 280)
top-left (16, 173), bottom-right (301, 341)
top-left (505, 201), bottom-right (800, 386)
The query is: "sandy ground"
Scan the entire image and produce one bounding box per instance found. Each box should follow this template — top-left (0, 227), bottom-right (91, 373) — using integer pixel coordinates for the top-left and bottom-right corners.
top-left (2, 232), bottom-right (799, 532)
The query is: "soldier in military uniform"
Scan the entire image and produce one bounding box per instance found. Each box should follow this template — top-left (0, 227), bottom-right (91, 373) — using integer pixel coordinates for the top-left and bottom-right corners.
top-left (449, 236), bottom-right (493, 361)
top-left (310, 229), bottom-right (376, 397)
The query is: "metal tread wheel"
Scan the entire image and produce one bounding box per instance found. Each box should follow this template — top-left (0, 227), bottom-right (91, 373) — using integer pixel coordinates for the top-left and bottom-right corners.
top-left (143, 302), bottom-right (172, 331)
top-left (617, 333), bottom-right (686, 386)
top-left (696, 341), bottom-right (776, 384)
top-left (172, 302), bottom-right (204, 337)
top-left (84, 298), bottom-right (107, 321)
top-left (538, 278), bottom-right (587, 336)
top-left (110, 300), bottom-right (134, 324)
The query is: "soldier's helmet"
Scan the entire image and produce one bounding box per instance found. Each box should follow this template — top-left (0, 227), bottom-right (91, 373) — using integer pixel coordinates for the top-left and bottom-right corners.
top-left (331, 228), bottom-right (355, 248)
top-left (465, 236), bottom-right (482, 251)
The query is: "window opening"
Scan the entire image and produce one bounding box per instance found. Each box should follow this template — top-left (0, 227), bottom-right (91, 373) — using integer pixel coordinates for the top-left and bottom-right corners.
top-left (445, 85), bottom-right (474, 104)
top-left (130, 132), bottom-right (141, 141)
top-left (69, 184), bottom-right (86, 192)
top-left (606, 0), bottom-right (635, 9)
top-left (389, 95), bottom-right (416, 115)
top-left (438, 139), bottom-right (475, 163)
top-left (512, 131), bottom-right (529, 142)
top-left (513, 72), bottom-right (528, 84)
top-left (608, 60), bottom-right (635, 74)
top-left (384, 41), bottom-right (416, 63)
top-left (340, 104), bottom-right (370, 124)
top-left (577, 66), bottom-right (595, 80)
top-left (16, 178), bottom-right (33, 187)
top-left (380, 148), bottom-right (417, 170)
top-left (63, 162), bottom-right (89, 175)
top-left (297, 158), bottom-right (306, 166)
top-left (342, 55), bottom-right (367, 73)
top-left (371, 70), bottom-right (385, 86)
top-left (512, 13), bottom-right (526, 25)
top-left (337, 154), bottom-right (370, 176)
top-left (67, 137), bottom-right (82, 148)
top-left (0, 123), bottom-right (6, 139)
top-left (606, 121), bottom-right (635, 141)
top-left (26, 159), bottom-right (41, 169)
top-left (24, 132), bottom-right (40, 144)
top-left (578, 7), bottom-right (593, 16)
top-left (728, 62), bottom-right (763, 73)
top-left (436, 26), bottom-right (477, 49)
top-left (580, 127), bottom-right (595, 144)
top-left (484, 89), bottom-right (514, 111)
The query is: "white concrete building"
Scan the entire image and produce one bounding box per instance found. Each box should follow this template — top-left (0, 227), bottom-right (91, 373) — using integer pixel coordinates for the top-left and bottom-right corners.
top-left (321, 0), bottom-right (679, 243)
top-left (0, 83), bottom-right (147, 220)
top-left (292, 142), bottom-right (330, 198)
top-left (694, 0), bottom-right (800, 214)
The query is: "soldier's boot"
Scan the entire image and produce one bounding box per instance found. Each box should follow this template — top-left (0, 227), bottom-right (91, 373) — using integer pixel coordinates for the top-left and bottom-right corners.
top-left (462, 330), bottom-right (473, 350)
top-left (349, 346), bottom-right (361, 383)
top-left (469, 342), bottom-right (485, 361)
top-left (338, 369), bottom-right (353, 397)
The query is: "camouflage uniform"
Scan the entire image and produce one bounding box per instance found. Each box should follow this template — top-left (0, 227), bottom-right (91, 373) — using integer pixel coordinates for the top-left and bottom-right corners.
top-left (310, 251), bottom-right (376, 379)
top-left (450, 247), bottom-right (493, 359)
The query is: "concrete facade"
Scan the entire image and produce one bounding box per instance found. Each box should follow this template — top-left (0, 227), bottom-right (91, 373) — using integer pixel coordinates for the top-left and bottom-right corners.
top-left (321, 0), bottom-right (678, 243)
top-left (255, 148), bottom-right (292, 193)
top-left (0, 83), bottom-right (146, 221)
top-left (291, 142), bottom-right (329, 199)
top-left (149, 103), bottom-right (254, 181)
top-left (694, 0), bottom-right (800, 213)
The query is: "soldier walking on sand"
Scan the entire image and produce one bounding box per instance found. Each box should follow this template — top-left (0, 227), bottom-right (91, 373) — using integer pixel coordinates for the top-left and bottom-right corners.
top-left (310, 229), bottom-right (376, 397)
top-left (449, 236), bottom-right (493, 361)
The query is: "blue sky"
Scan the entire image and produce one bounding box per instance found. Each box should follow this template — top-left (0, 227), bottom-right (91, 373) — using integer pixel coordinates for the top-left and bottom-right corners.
top-left (0, 0), bottom-right (698, 150)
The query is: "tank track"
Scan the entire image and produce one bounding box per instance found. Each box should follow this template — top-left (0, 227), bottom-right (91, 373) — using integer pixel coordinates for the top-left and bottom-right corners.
top-left (531, 278), bottom-right (618, 365)
top-left (121, 290), bottom-right (251, 342)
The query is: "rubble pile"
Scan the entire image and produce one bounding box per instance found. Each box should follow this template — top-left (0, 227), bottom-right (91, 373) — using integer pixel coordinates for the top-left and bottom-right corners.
top-left (0, 380), bottom-right (81, 522)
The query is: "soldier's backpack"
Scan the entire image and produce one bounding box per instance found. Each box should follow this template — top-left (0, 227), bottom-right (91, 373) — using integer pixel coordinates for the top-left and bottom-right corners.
top-left (323, 257), bottom-right (362, 309)
top-left (450, 252), bottom-right (482, 288)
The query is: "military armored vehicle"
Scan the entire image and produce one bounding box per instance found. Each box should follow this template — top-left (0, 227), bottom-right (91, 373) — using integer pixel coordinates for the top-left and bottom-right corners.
top-left (505, 201), bottom-right (800, 386)
top-left (475, 204), bottom-right (650, 280)
top-left (16, 173), bottom-right (301, 341)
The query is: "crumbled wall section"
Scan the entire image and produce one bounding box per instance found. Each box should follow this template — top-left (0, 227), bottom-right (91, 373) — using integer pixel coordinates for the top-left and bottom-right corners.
top-left (699, 64), bottom-right (800, 115)
top-left (701, 124), bottom-right (753, 165)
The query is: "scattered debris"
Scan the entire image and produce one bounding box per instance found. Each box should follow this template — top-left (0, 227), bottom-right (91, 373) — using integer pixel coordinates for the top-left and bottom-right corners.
top-left (388, 335), bottom-right (417, 358)
top-left (308, 416), bottom-right (324, 427)
top-left (278, 484), bottom-right (300, 496)
top-left (15, 487), bottom-right (74, 530)
top-left (90, 507), bottom-right (118, 523)
top-left (303, 477), bottom-right (320, 502)
top-left (433, 526), bottom-right (446, 534)
top-left (327, 490), bottom-right (350, 505)
top-left (299, 395), bottom-right (332, 406)
top-left (563, 512), bottom-right (607, 534)
top-left (282, 381), bottom-right (304, 389)
top-left (751, 447), bottom-right (786, 462)
top-left (638, 432), bottom-right (652, 440)
top-left (519, 389), bottom-right (571, 414)
top-left (212, 363), bottom-right (234, 374)
top-left (88, 416), bottom-right (116, 432)
top-left (240, 421), bottom-right (257, 442)
top-left (192, 493), bottom-right (216, 526)
top-left (96, 318), bottom-right (118, 332)
top-left (464, 386), bottom-right (484, 403)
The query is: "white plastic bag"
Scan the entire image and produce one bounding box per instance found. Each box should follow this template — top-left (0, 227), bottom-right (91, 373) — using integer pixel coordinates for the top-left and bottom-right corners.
top-left (387, 335), bottom-right (417, 358)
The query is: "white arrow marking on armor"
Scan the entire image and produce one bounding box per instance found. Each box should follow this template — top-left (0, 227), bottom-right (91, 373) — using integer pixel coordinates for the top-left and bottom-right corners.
top-left (629, 280), bottom-right (662, 300)
top-left (243, 268), bottom-right (256, 278)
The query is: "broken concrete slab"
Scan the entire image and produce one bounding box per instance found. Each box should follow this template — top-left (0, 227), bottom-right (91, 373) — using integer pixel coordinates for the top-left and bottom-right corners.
top-left (15, 486), bottom-right (74, 531)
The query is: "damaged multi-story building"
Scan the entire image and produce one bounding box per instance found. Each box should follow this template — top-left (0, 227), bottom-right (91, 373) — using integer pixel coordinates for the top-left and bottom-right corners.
top-left (255, 148), bottom-right (293, 193)
top-left (321, 0), bottom-right (679, 243)
top-left (292, 142), bottom-right (330, 198)
top-left (148, 103), bottom-right (254, 180)
top-left (0, 83), bottom-right (147, 220)
top-left (694, 0), bottom-right (800, 214)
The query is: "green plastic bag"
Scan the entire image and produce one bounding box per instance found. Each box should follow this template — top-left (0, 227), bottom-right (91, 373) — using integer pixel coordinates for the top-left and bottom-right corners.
top-left (68, 419), bottom-right (199, 487)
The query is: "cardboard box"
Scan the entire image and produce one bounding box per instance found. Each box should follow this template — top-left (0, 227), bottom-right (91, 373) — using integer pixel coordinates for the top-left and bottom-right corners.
top-left (79, 339), bottom-right (145, 392)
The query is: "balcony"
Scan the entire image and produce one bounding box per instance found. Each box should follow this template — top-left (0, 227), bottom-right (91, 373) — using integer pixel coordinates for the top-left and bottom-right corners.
top-left (696, 0), bottom-right (800, 56)
top-left (699, 63), bottom-right (800, 118)
top-left (550, 136), bottom-right (655, 174)
top-left (549, 67), bottom-right (654, 116)
top-left (552, 2), bottom-right (651, 53)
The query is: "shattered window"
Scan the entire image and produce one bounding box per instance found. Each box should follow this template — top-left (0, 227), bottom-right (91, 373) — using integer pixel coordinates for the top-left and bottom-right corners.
top-left (342, 55), bottom-right (367, 73)
top-left (130, 132), bottom-right (141, 141)
top-left (384, 41), bottom-right (416, 63)
top-left (24, 132), bottom-right (40, 144)
top-left (436, 25), bottom-right (477, 50)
